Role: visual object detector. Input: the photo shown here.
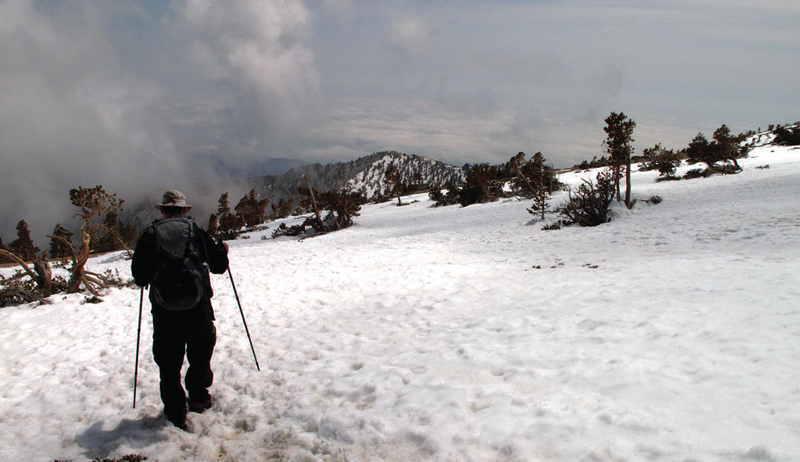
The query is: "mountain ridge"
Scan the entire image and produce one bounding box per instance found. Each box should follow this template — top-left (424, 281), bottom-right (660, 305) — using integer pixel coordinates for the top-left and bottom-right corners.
top-left (245, 151), bottom-right (466, 207)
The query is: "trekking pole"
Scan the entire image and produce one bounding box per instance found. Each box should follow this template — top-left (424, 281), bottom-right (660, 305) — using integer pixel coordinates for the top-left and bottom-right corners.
top-left (228, 268), bottom-right (260, 371)
top-left (133, 286), bottom-right (144, 409)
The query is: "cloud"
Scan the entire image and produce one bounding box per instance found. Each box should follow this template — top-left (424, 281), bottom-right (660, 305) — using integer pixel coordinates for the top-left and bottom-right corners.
top-left (0, 0), bottom-right (320, 244)
top-left (0, 1), bottom-right (177, 244)
top-left (179, 0), bottom-right (320, 151)
top-left (2, 0), bottom-right (798, 247)
top-left (385, 11), bottom-right (433, 60)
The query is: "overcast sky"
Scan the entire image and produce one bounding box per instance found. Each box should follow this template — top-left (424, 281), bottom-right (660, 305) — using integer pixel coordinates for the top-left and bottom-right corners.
top-left (1, 0), bottom-right (798, 243)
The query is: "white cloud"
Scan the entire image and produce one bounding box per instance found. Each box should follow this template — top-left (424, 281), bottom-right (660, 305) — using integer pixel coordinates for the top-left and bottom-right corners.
top-left (180, 0), bottom-right (320, 133)
top-left (385, 11), bottom-right (433, 60)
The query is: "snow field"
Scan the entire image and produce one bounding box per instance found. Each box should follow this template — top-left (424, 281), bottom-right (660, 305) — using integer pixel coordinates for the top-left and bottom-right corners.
top-left (1, 145), bottom-right (799, 461)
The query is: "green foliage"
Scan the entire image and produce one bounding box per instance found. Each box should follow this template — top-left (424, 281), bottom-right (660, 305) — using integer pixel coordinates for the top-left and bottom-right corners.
top-left (54, 455), bottom-right (147, 462)
top-left (508, 152), bottom-right (562, 198)
top-left (429, 182), bottom-right (461, 207)
top-left (234, 189), bottom-right (270, 229)
top-left (0, 237), bottom-right (9, 264)
top-left (49, 224), bottom-right (74, 259)
top-left (603, 112), bottom-right (636, 165)
top-left (69, 185), bottom-right (124, 238)
top-left (773, 125), bottom-right (800, 146)
top-left (274, 187), bottom-right (365, 238)
top-left (95, 455), bottom-right (147, 462)
top-left (603, 111), bottom-right (636, 204)
top-left (272, 198), bottom-right (295, 218)
top-left (541, 220), bottom-right (564, 231)
top-left (271, 222), bottom-right (303, 238)
top-left (67, 185), bottom-right (136, 254)
top-left (640, 143), bottom-right (682, 180)
top-left (313, 189), bottom-right (366, 231)
top-left (431, 152), bottom-right (562, 210)
top-left (574, 156), bottom-right (610, 170)
top-left (10, 220), bottom-right (40, 261)
top-left (458, 163), bottom-right (504, 206)
top-left (684, 124), bottom-right (750, 173)
top-left (93, 211), bottom-right (139, 254)
top-left (428, 163), bottom-right (503, 207)
top-left (385, 165), bottom-right (404, 205)
top-left (683, 168), bottom-right (706, 180)
top-left (209, 192), bottom-right (242, 240)
top-left (559, 170), bottom-right (616, 227)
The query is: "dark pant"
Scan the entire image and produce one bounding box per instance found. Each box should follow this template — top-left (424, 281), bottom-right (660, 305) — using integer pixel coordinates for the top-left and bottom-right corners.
top-left (152, 312), bottom-right (216, 423)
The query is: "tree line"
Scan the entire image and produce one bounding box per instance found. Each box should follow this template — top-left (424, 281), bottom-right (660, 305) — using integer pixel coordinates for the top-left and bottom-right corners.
top-left (425, 112), bottom-right (761, 229)
top-left (1, 115), bottom-right (791, 305)
top-left (548, 114), bottom-right (757, 228)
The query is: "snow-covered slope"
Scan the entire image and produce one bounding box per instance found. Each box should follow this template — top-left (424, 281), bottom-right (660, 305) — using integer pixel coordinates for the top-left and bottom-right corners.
top-left (1, 145), bottom-right (799, 461)
top-left (345, 151), bottom-right (465, 198)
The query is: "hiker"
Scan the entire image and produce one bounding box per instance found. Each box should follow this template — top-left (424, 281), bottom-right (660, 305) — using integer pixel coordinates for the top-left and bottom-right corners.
top-left (131, 190), bottom-right (229, 430)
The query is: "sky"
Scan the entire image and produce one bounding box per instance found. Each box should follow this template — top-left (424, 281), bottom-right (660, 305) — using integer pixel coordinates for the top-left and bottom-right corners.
top-left (1, 0), bottom-right (799, 243)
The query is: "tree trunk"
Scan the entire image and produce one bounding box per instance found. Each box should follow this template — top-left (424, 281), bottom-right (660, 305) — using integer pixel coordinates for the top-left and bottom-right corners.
top-left (0, 249), bottom-right (64, 296)
top-left (303, 175), bottom-right (325, 232)
top-left (67, 231), bottom-right (91, 293)
top-left (625, 157), bottom-right (632, 208)
top-left (514, 162), bottom-right (535, 197)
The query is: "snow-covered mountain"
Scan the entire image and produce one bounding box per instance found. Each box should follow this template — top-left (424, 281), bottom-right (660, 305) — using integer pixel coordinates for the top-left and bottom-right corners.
top-left (247, 151), bottom-right (465, 205)
top-left (344, 151), bottom-right (466, 199)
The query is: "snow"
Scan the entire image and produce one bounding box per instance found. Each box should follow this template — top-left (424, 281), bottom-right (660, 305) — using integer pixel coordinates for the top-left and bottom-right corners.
top-left (2, 145), bottom-right (800, 461)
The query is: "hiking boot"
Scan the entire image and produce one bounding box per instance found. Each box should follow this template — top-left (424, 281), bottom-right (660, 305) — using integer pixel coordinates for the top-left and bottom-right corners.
top-left (188, 397), bottom-right (213, 413)
top-left (166, 412), bottom-right (188, 430)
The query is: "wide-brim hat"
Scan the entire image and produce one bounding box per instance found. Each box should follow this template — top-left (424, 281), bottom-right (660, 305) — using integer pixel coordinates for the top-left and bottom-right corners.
top-left (155, 190), bottom-right (192, 211)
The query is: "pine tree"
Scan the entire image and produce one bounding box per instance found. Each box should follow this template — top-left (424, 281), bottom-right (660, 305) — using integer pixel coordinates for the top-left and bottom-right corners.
top-left (214, 192), bottom-right (241, 239)
top-left (49, 224), bottom-right (74, 259)
top-left (603, 112), bottom-right (636, 207)
top-left (69, 185), bottom-right (124, 246)
top-left (641, 143), bottom-right (681, 180)
top-left (0, 237), bottom-right (9, 263)
top-left (274, 198), bottom-right (294, 218)
top-left (10, 220), bottom-right (40, 261)
top-left (684, 125), bottom-right (750, 173)
top-left (234, 189), bottom-right (269, 228)
top-left (526, 152), bottom-right (552, 220)
top-left (712, 125), bottom-right (748, 171)
top-left (385, 165), bottom-right (404, 205)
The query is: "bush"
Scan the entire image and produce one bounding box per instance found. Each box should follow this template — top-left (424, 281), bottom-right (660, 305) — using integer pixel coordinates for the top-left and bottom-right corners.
top-left (271, 222), bottom-right (305, 238)
top-left (684, 125), bottom-right (749, 171)
top-left (457, 163), bottom-right (503, 206)
top-left (272, 188), bottom-right (366, 238)
top-left (54, 455), bottom-right (147, 462)
top-left (429, 182), bottom-right (460, 207)
top-left (773, 125), bottom-right (800, 146)
top-left (558, 170), bottom-right (616, 227)
top-left (683, 168), bottom-right (705, 180)
top-left (684, 163), bottom-right (740, 179)
top-left (541, 220), bottom-right (564, 231)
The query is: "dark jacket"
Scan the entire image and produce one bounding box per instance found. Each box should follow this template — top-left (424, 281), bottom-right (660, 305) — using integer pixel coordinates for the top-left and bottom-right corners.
top-left (132, 217), bottom-right (229, 322)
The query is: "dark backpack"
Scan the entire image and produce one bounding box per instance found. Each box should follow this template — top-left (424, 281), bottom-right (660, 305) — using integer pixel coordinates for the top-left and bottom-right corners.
top-left (149, 217), bottom-right (211, 311)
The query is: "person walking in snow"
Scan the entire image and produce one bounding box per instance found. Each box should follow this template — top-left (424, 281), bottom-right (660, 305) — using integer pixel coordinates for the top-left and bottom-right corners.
top-left (132, 190), bottom-right (229, 430)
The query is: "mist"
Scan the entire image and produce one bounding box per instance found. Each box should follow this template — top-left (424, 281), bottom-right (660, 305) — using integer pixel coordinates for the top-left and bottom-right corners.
top-left (2, 0), bottom-right (798, 245)
top-left (0, 0), bottom-right (319, 244)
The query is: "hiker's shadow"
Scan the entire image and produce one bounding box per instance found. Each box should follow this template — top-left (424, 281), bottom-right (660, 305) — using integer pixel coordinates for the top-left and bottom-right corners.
top-left (76, 416), bottom-right (168, 460)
